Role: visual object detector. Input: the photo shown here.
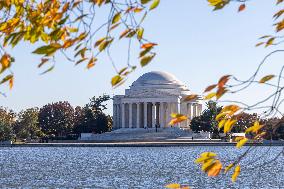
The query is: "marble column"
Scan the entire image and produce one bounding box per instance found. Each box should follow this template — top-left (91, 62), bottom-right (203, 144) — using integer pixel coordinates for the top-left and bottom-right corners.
top-left (197, 104), bottom-right (202, 116)
top-left (187, 103), bottom-right (192, 120)
top-left (159, 102), bottom-right (164, 128)
top-left (136, 103), bottom-right (140, 128)
top-left (165, 103), bottom-right (170, 127)
top-left (144, 102), bottom-right (147, 128)
top-left (156, 103), bottom-right (160, 127)
top-left (173, 102), bottom-right (178, 113)
top-left (129, 103), bottom-right (132, 128)
top-left (113, 104), bottom-right (117, 129)
top-left (180, 103), bottom-right (187, 127)
top-left (118, 104), bottom-right (121, 128)
top-left (121, 103), bottom-right (125, 128)
top-left (152, 103), bottom-right (155, 128)
top-left (193, 104), bottom-right (197, 118)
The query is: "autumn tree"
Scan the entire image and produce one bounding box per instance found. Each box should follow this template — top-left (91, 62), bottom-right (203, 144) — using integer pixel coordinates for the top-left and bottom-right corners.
top-left (231, 113), bottom-right (258, 133)
top-left (38, 101), bottom-right (74, 137)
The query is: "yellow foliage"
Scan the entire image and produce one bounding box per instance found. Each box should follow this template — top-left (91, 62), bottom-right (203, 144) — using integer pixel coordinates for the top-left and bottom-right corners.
top-left (259, 75), bottom-right (275, 83)
top-left (223, 119), bottom-right (237, 133)
top-left (221, 105), bottom-right (240, 114)
top-left (218, 119), bottom-right (226, 129)
top-left (168, 113), bottom-right (187, 126)
top-left (236, 138), bottom-right (248, 149)
top-left (207, 161), bottom-right (222, 177)
top-left (165, 183), bottom-right (181, 189)
top-left (232, 165), bottom-right (241, 182)
top-left (195, 152), bottom-right (222, 177)
top-left (183, 94), bottom-right (198, 102)
top-left (204, 92), bottom-right (216, 100)
top-left (215, 112), bottom-right (227, 121)
top-left (245, 121), bottom-right (263, 133)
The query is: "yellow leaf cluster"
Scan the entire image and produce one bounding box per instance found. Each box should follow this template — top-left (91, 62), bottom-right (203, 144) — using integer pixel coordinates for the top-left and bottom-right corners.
top-left (207, 0), bottom-right (229, 10)
top-left (215, 104), bottom-right (240, 133)
top-left (245, 121), bottom-right (263, 134)
top-left (168, 113), bottom-right (188, 126)
top-left (232, 165), bottom-right (241, 182)
top-left (236, 138), bottom-right (248, 148)
top-left (195, 152), bottom-right (222, 177)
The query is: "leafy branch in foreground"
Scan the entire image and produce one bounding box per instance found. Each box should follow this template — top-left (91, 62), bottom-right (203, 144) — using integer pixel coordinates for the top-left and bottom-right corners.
top-left (0, 0), bottom-right (160, 92)
top-left (167, 0), bottom-right (284, 186)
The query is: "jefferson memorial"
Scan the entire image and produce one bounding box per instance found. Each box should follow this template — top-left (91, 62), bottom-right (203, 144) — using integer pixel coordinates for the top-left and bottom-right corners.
top-left (113, 71), bottom-right (202, 129)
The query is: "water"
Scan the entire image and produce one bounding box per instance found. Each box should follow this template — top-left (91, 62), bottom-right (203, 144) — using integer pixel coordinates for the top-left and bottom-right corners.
top-left (0, 146), bottom-right (283, 189)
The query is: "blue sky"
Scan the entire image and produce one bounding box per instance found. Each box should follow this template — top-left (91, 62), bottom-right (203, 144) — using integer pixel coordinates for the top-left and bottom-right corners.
top-left (1, 0), bottom-right (282, 115)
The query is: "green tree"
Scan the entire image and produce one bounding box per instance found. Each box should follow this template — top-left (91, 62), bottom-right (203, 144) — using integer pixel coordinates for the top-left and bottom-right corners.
top-left (74, 95), bottom-right (112, 134)
top-left (13, 108), bottom-right (43, 139)
top-left (38, 101), bottom-right (74, 137)
top-left (190, 101), bottom-right (222, 138)
top-left (0, 107), bottom-right (15, 141)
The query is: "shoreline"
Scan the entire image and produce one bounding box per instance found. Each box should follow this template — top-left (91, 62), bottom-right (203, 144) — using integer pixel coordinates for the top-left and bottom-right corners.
top-left (1, 141), bottom-right (284, 147)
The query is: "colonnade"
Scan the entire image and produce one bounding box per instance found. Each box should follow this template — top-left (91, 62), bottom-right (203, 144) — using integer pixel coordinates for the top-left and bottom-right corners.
top-left (113, 101), bottom-right (202, 129)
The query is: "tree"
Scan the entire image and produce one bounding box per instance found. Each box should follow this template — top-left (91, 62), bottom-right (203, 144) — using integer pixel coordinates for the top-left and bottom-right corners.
top-left (38, 101), bottom-right (74, 137)
top-left (261, 117), bottom-right (284, 140)
top-left (190, 101), bottom-right (222, 138)
top-left (231, 113), bottom-right (258, 133)
top-left (0, 107), bottom-right (15, 141)
top-left (74, 95), bottom-right (112, 134)
top-left (13, 108), bottom-right (43, 139)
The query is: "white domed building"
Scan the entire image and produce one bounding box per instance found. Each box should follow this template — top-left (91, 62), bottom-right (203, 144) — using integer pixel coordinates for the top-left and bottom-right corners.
top-left (113, 71), bottom-right (202, 130)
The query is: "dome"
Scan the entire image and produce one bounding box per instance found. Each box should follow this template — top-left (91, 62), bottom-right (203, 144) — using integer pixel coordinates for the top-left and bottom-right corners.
top-left (130, 71), bottom-right (187, 89)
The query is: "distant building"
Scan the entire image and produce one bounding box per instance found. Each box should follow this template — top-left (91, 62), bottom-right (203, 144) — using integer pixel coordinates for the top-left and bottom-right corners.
top-left (113, 71), bottom-right (202, 129)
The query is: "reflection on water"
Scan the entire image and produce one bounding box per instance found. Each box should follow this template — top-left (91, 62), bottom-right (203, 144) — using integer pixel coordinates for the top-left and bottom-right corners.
top-left (0, 147), bottom-right (283, 189)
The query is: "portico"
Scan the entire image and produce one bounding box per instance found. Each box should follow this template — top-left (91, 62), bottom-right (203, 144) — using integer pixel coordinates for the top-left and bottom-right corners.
top-left (113, 71), bottom-right (202, 129)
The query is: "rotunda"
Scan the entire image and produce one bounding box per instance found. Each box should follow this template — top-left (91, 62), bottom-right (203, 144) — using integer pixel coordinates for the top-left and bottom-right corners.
top-left (113, 71), bottom-right (202, 129)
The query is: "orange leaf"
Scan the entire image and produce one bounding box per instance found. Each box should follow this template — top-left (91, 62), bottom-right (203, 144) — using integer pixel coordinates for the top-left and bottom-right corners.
top-left (87, 57), bottom-right (97, 69)
top-left (141, 43), bottom-right (157, 49)
top-left (9, 76), bottom-right (13, 89)
top-left (238, 4), bottom-right (245, 12)
top-left (207, 161), bottom-right (222, 177)
top-left (119, 29), bottom-right (131, 39)
top-left (218, 75), bottom-right (231, 88)
top-left (216, 87), bottom-right (228, 99)
top-left (204, 84), bottom-right (217, 93)
top-left (183, 94), bottom-right (198, 102)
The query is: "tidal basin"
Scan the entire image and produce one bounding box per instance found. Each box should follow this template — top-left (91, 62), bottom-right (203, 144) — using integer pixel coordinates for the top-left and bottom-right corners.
top-left (0, 146), bottom-right (283, 189)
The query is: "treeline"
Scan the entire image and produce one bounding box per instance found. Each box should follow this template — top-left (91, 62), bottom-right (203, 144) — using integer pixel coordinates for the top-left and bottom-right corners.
top-left (0, 95), bottom-right (112, 142)
top-left (190, 101), bottom-right (284, 140)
